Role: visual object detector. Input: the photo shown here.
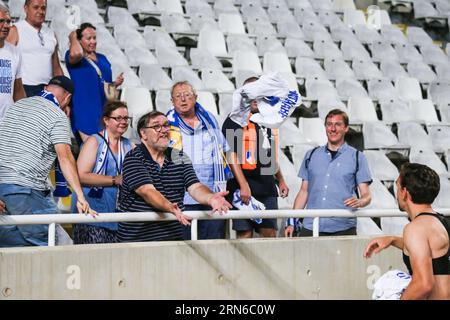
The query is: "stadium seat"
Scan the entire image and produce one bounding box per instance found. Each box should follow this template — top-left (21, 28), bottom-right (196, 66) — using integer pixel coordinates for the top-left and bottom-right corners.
top-left (434, 176), bottom-right (450, 208)
top-left (324, 58), bottom-right (355, 80)
top-left (370, 40), bottom-right (399, 62)
top-left (406, 26), bottom-right (434, 47)
top-left (201, 69), bottom-right (235, 93)
top-left (313, 36), bottom-right (344, 60)
top-left (125, 45), bottom-right (158, 67)
top-left (335, 77), bottom-right (368, 100)
top-left (347, 97), bottom-right (378, 123)
top-left (241, 4), bottom-right (270, 23)
top-left (409, 146), bottom-right (448, 176)
top-left (317, 98), bottom-right (347, 120)
top-left (279, 118), bottom-right (308, 148)
top-left (428, 81), bottom-right (450, 106)
top-left (300, 20), bottom-right (329, 42)
top-left (285, 38), bottom-right (315, 58)
top-left (140, 64), bottom-right (173, 90)
top-left (380, 59), bottom-right (408, 81)
top-left (427, 125), bottom-right (450, 153)
top-left (305, 78), bottom-right (339, 100)
top-left (363, 150), bottom-right (399, 181)
top-left (155, 90), bottom-right (173, 113)
top-left (368, 78), bottom-right (397, 102)
top-left (420, 44), bottom-right (450, 66)
top-left (198, 27), bottom-right (228, 57)
top-left (340, 39), bottom-right (371, 61)
top-left (367, 179), bottom-right (398, 209)
top-left (395, 76), bottom-right (423, 102)
top-left (214, 0), bottom-right (240, 15)
top-left (156, 0), bottom-right (184, 14)
top-left (363, 122), bottom-right (401, 149)
top-left (435, 63), bottom-right (450, 81)
top-left (114, 25), bottom-right (148, 50)
top-left (409, 99), bottom-right (440, 124)
top-left (277, 21), bottom-right (306, 39)
top-left (380, 25), bottom-right (408, 45)
top-left (352, 58), bottom-right (383, 80)
top-left (218, 92), bottom-right (234, 116)
top-left (185, 0), bottom-right (215, 17)
top-left (218, 13), bottom-right (246, 34)
top-left (397, 122), bottom-right (434, 150)
top-left (160, 13), bottom-right (192, 34)
top-left (316, 10), bottom-right (343, 27)
top-left (343, 9), bottom-right (366, 28)
top-left (263, 51), bottom-right (292, 74)
top-left (155, 43), bottom-right (189, 67)
top-left (143, 26), bottom-right (177, 49)
top-left (190, 48), bottom-right (223, 70)
top-left (394, 43), bottom-right (424, 64)
top-left (108, 6), bottom-right (140, 28)
top-left (290, 142), bottom-right (316, 173)
top-left (126, 0), bottom-right (157, 15)
top-left (268, 3), bottom-right (295, 23)
top-left (171, 66), bottom-right (204, 90)
top-left (247, 18), bottom-right (277, 37)
top-left (196, 91), bottom-right (219, 116)
top-left (354, 24), bottom-right (382, 44)
top-left (232, 50), bottom-right (262, 76)
top-left (226, 34), bottom-right (257, 54)
top-left (190, 13), bottom-right (219, 33)
top-left (121, 87), bottom-right (154, 143)
top-left (298, 117), bottom-right (328, 146)
top-left (414, 1), bottom-right (440, 20)
top-left (407, 62), bottom-right (437, 84)
top-left (256, 36), bottom-right (285, 56)
top-left (380, 99), bottom-right (415, 124)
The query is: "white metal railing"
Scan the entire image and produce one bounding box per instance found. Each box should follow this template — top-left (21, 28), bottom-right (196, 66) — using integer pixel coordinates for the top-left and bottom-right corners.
top-left (1, 209), bottom-right (450, 246)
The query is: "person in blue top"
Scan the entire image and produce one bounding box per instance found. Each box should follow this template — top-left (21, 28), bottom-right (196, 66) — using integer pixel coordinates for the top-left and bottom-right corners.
top-left (285, 109), bottom-right (373, 237)
top-left (71, 101), bottom-right (133, 244)
top-left (66, 22), bottom-right (124, 144)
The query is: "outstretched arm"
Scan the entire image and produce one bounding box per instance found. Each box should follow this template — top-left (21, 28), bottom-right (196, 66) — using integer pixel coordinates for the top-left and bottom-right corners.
top-left (363, 236), bottom-right (404, 258)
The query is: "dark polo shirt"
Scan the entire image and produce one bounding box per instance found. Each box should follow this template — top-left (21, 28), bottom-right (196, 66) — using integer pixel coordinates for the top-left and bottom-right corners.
top-left (117, 144), bottom-right (199, 242)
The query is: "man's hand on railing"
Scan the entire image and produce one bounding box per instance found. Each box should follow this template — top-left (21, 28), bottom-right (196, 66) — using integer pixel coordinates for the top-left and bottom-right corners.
top-left (208, 191), bottom-right (233, 215)
top-left (0, 200), bottom-right (6, 214)
top-left (284, 225), bottom-right (294, 237)
top-left (76, 198), bottom-right (98, 217)
top-left (170, 203), bottom-right (192, 226)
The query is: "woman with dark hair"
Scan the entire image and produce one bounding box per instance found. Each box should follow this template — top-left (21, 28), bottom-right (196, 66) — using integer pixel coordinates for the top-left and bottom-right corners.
top-left (66, 23), bottom-right (124, 143)
top-left (71, 101), bottom-right (133, 244)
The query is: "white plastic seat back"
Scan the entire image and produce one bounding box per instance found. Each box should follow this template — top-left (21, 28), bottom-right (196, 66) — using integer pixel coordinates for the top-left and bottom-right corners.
top-left (121, 87), bottom-right (154, 143)
top-left (155, 43), bottom-right (188, 68)
top-left (256, 36), bottom-right (285, 56)
top-left (324, 58), bottom-right (355, 80)
top-left (140, 64), bottom-right (173, 90)
top-left (394, 43), bottom-right (424, 64)
top-left (108, 6), bottom-right (139, 28)
top-left (395, 77), bottom-right (423, 102)
top-left (434, 176), bottom-right (450, 208)
top-left (364, 150), bottom-right (399, 181)
top-left (352, 59), bottom-right (383, 80)
top-left (343, 9), bottom-right (366, 28)
top-left (218, 13), bottom-right (246, 34)
top-left (291, 143), bottom-right (317, 173)
top-left (114, 25), bottom-right (147, 50)
top-left (367, 179), bottom-right (398, 209)
top-left (368, 78), bottom-right (396, 102)
top-left (409, 99), bottom-right (439, 124)
top-left (348, 97), bottom-right (378, 123)
top-left (155, 90), bottom-right (173, 114)
top-left (336, 78), bottom-right (368, 100)
top-left (407, 62), bottom-right (437, 84)
top-left (317, 98), bottom-right (347, 120)
top-left (363, 122), bottom-right (399, 149)
top-left (263, 51), bottom-right (292, 73)
top-left (171, 66), bottom-right (204, 90)
top-left (125, 46), bottom-right (158, 67)
top-left (305, 78), bottom-right (339, 101)
top-left (427, 125), bottom-right (450, 153)
top-left (381, 60), bottom-right (409, 82)
top-left (156, 0), bottom-right (184, 14)
top-left (232, 50), bottom-right (263, 76)
top-left (143, 26), bottom-right (176, 50)
top-left (407, 26), bottom-right (433, 46)
top-left (198, 28), bottom-right (228, 57)
top-left (160, 13), bottom-right (192, 33)
top-left (190, 48), bottom-right (223, 70)
top-left (397, 122), bottom-right (433, 149)
top-left (295, 58), bottom-right (327, 80)
top-left (428, 81), bottom-right (450, 106)
top-left (285, 38), bottom-right (314, 58)
top-left (410, 147), bottom-right (448, 176)
top-left (298, 117), bottom-right (328, 146)
top-left (126, 0), bottom-right (157, 14)
top-left (227, 35), bottom-right (257, 54)
top-left (380, 99), bottom-right (414, 124)
top-left (201, 69), bottom-right (235, 93)
top-left (279, 118), bottom-right (308, 148)
top-left (196, 91), bottom-right (219, 116)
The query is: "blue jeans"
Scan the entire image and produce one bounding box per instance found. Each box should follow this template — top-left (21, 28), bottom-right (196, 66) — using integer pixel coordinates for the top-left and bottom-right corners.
top-left (0, 184), bottom-right (58, 247)
top-left (182, 204), bottom-right (226, 240)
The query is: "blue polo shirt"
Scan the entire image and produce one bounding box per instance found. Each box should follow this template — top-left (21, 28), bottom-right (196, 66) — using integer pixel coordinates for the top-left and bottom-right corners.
top-left (296, 143), bottom-right (372, 233)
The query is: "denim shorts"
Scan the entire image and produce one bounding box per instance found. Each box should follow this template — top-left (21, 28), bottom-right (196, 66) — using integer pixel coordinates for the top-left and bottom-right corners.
top-left (0, 184), bottom-right (58, 247)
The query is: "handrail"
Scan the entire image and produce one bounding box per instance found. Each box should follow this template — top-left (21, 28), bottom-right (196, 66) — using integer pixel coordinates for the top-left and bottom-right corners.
top-left (1, 209), bottom-right (450, 245)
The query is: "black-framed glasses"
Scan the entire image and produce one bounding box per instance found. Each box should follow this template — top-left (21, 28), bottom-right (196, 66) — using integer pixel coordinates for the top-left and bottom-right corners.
top-left (0, 19), bottom-right (12, 25)
top-left (37, 30), bottom-right (44, 46)
top-left (108, 116), bottom-right (132, 123)
top-left (144, 123), bottom-right (171, 132)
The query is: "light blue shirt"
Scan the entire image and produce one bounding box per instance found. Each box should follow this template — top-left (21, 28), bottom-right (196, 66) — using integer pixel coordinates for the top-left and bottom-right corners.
top-left (181, 113), bottom-right (230, 205)
top-left (293, 143), bottom-right (372, 233)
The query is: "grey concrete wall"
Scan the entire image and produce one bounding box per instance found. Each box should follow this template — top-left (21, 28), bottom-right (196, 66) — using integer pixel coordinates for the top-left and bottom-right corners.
top-left (0, 237), bottom-right (403, 300)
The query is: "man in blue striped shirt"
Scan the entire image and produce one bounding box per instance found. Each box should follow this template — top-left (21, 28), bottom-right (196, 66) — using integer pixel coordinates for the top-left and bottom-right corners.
top-left (117, 111), bottom-right (232, 242)
top-left (285, 109), bottom-right (372, 237)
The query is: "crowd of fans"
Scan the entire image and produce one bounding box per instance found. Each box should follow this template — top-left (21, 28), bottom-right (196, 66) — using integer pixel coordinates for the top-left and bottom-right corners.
top-left (0, 0), bottom-right (448, 300)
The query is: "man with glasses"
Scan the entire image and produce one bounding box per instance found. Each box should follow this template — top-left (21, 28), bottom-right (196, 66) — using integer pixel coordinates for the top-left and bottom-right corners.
top-left (0, 4), bottom-right (26, 123)
top-left (166, 81), bottom-right (233, 240)
top-left (116, 111), bottom-right (232, 243)
top-left (7, 0), bottom-right (63, 97)
top-left (0, 76), bottom-right (95, 247)
top-left (285, 109), bottom-right (372, 237)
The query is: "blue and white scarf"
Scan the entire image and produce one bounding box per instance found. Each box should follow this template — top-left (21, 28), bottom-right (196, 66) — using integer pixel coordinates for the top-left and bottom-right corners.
top-left (38, 90), bottom-right (72, 198)
top-left (167, 103), bottom-right (233, 192)
top-left (88, 129), bottom-right (124, 198)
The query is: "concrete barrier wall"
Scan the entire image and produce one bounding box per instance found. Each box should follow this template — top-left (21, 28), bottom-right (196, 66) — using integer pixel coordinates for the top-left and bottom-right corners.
top-left (0, 237), bottom-right (404, 300)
